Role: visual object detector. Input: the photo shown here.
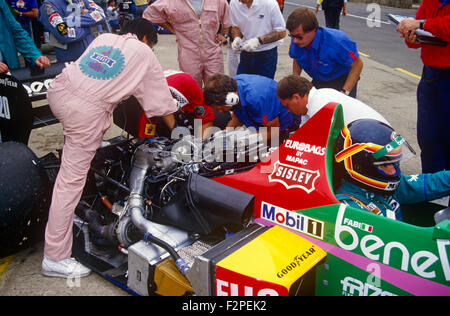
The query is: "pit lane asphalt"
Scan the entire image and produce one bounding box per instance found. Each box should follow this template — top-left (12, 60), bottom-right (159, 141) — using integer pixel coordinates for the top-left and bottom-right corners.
top-left (0, 12), bottom-right (423, 296)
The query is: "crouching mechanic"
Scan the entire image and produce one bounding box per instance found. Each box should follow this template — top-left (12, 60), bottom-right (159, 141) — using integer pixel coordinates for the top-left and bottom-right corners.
top-left (42, 18), bottom-right (177, 278)
top-left (137, 70), bottom-right (215, 139)
top-left (203, 74), bottom-right (298, 142)
top-left (334, 119), bottom-right (450, 221)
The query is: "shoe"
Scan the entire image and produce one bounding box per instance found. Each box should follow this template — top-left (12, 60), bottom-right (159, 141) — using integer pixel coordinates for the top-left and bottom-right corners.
top-left (42, 257), bottom-right (91, 278)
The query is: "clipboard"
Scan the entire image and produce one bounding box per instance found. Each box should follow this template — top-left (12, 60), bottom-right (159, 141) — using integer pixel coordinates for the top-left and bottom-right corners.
top-left (387, 13), bottom-right (448, 47)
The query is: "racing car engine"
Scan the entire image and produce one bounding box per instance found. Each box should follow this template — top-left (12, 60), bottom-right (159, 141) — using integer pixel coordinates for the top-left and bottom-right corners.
top-left (71, 132), bottom-right (325, 296)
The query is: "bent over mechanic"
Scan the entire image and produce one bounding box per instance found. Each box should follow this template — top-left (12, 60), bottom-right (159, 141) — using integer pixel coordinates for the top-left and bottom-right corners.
top-left (42, 18), bottom-right (177, 278)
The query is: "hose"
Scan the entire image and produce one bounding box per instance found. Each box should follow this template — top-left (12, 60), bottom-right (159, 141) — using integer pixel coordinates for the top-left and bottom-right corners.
top-left (128, 144), bottom-right (192, 276)
top-left (143, 232), bottom-right (189, 275)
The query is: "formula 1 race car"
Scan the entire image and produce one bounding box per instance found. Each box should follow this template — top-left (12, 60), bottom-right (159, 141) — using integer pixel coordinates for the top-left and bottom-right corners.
top-left (0, 65), bottom-right (449, 296)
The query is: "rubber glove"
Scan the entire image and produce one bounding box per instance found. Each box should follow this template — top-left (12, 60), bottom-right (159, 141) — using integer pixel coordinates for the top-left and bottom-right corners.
top-left (231, 37), bottom-right (243, 52)
top-left (241, 37), bottom-right (261, 52)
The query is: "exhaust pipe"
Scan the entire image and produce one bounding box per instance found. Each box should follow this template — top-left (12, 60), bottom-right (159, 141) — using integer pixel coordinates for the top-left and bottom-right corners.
top-left (128, 145), bottom-right (191, 275)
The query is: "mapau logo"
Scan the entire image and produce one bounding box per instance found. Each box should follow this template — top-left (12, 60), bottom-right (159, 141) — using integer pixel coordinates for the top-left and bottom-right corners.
top-left (268, 161), bottom-right (320, 193)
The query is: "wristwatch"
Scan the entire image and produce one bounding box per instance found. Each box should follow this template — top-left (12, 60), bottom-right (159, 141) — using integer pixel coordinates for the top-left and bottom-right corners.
top-left (341, 89), bottom-right (350, 96)
top-left (419, 19), bottom-right (425, 30)
top-left (19, 12), bottom-right (22, 16)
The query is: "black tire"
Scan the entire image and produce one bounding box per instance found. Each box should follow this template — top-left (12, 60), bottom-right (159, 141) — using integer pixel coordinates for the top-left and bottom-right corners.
top-left (0, 142), bottom-right (51, 258)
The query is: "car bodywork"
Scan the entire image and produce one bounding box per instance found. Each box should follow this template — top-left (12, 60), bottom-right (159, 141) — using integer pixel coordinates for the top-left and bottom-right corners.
top-left (0, 66), bottom-right (449, 296)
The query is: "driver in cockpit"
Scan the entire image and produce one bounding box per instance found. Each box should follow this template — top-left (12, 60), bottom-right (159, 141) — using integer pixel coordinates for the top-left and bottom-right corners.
top-left (334, 118), bottom-right (450, 221)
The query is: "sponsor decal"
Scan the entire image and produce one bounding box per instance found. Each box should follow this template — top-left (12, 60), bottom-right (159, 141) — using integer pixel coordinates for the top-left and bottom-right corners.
top-left (79, 46), bottom-right (125, 80)
top-left (268, 161), bottom-right (319, 193)
top-left (48, 13), bottom-right (63, 27)
top-left (194, 106), bottom-right (205, 118)
top-left (285, 155), bottom-right (308, 166)
top-left (284, 140), bottom-right (326, 156)
top-left (90, 10), bottom-right (103, 22)
top-left (144, 123), bottom-right (156, 136)
top-left (261, 202), bottom-right (324, 239)
top-left (343, 218), bottom-right (373, 233)
top-left (16, 0), bottom-right (25, 8)
top-left (277, 245), bottom-right (319, 279)
top-left (56, 22), bottom-right (68, 36)
top-left (0, 96), bottom-right (10, 120)
top-left (49, 13), bottom-right (68, 36)
top-left (22, 79), bottom-right (53, 97)
top-left (0, 77), bottom-right (17, 88)
top-left (335, 205), bottom-right (450, 281)
top-left (341, 276), bottom-right (396, 296)
top-left (216, 266), bottom-right (286, 296)
top-left (67, 27), bottom-right (76, 38)
top-left (262, 115), bottom-right (268, 125)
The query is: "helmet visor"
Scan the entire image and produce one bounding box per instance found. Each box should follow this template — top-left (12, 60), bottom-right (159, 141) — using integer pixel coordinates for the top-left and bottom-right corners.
top-left (371, 134), bottom-right (416, 165)
top-left (335, 133), bottom-right (416, 165)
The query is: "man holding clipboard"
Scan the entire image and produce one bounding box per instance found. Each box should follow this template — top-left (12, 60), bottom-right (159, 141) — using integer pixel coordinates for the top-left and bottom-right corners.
top-left (394, 0), bottom-right (450, 176)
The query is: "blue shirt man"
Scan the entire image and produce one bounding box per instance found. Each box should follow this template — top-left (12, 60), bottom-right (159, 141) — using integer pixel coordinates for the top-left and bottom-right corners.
top-left (203, 73), bottom-right (298, 141)
top-left (289, 27), bottom-right (358, 82)
top-left (286, 8), bottom-right (362, 97)
top-left (38, 0), bottom-right (106, 62)
top-left (7, 0), bottom-right (38, 36)
top-left (234, 74), bottom-right (296, 132)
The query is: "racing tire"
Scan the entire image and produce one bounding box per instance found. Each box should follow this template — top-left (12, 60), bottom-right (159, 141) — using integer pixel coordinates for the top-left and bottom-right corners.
top-left (0, 142), bottom-right (51, 258)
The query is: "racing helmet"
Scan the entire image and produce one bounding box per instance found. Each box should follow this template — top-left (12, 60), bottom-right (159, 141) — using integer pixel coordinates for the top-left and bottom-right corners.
top-left (164, 70), bottom-right (189, 110)
top-left (334, 119), bottom-right (415, 195)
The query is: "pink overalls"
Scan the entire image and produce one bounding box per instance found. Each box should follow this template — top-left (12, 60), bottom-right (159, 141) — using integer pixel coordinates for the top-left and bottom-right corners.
top-left (143, 0), bottom-right (231, 87)
top-left (44, 33), bottom-right (177, 261)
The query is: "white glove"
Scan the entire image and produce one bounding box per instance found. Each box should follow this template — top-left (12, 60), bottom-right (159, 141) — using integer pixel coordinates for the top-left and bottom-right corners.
top-left (231, 37), bottom-right (243, 52)
top-left (241, 37), bottom-right (261, 52)
top-left (173, 98), bottom-right (181, 110)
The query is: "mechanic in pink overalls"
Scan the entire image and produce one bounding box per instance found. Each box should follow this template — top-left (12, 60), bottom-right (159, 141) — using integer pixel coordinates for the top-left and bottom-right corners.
top-left (143, 0), bottom-right (231, 87)
top-left (41, 18), bottom-right (178, 278)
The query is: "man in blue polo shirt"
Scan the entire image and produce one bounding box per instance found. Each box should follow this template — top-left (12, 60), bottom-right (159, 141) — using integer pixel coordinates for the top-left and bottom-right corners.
top-left (7, 0), bottom-right (38, 37)
top-left (203, 73), bottom-right (298, 141)
top-left (286, 7), bottom-right (363, 98)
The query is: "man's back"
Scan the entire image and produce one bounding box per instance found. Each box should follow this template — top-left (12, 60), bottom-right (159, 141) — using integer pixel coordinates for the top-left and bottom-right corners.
top-left (303, 87), bottom-right (389, 126)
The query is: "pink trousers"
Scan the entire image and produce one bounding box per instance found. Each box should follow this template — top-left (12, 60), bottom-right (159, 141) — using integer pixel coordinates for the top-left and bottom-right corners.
top-left (44, 76), bottom-right (112, 261)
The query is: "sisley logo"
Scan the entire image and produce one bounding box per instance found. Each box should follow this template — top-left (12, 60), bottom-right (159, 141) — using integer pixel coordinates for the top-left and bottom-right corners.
top-left (268, 161), bottom-right (320, 193)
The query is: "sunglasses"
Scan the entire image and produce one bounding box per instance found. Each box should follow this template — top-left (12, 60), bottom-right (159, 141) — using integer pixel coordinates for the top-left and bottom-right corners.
top-left (288, 33), bottom-right (304, 40)
top-left (288, 28), bottom-right (316, 41)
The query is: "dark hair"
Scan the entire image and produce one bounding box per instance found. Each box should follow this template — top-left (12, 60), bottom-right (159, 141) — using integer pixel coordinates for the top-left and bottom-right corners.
top-left (286, 8), bottom-right (319, 33)
top-left (203, 74), bottom-right (237, 105)
top-left (119, 18), bottom-right (158, 45)
top-left (277, 75), bottom-right (313, 100)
